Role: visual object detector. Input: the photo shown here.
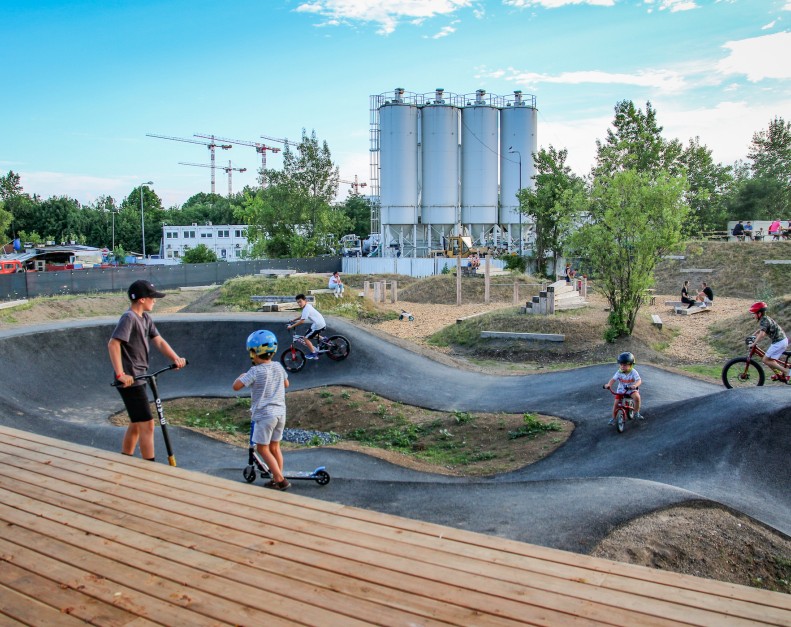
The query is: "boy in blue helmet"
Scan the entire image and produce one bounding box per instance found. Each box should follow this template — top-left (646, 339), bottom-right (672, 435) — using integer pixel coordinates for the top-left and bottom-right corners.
top-left (604, 351), bottom-right (644, 424)
top-left (233, 329), bottom-right (291, 490)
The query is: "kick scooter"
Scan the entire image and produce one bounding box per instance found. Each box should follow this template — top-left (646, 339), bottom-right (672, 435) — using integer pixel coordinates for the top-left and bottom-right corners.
top-left (243, 424), bottom-right (331, 486)
top-left (113, 362), bottom-right (187, 466)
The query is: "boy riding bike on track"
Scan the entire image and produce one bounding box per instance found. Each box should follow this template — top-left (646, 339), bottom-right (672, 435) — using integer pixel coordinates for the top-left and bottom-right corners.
top-left (749, 301), bottom-right (790, 383)
top-left (287, 294), bottom-right (326, 360)
top-left (604, 352), bottom-right (644, 424)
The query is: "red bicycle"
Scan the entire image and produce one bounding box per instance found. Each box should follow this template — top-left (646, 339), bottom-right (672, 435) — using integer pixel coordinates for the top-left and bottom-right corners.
top-left (604, 385), bottom-right (638, 434)
top-left (721, 336), bottom-right (791, 388)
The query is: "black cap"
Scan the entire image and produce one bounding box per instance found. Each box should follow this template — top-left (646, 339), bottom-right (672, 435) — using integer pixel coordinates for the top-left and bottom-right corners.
top-left (128, 280), bottom-right (166, 301)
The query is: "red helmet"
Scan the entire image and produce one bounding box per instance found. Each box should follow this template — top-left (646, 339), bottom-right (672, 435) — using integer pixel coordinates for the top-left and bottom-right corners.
top-left (749, 301), bottom-right (768, 314)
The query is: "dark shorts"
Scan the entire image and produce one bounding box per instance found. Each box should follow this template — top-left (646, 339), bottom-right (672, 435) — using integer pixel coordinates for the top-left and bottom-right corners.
top-left (117, 384), bottom-right (153, 423)
top-left (306, 327), bottom-right (325, 340)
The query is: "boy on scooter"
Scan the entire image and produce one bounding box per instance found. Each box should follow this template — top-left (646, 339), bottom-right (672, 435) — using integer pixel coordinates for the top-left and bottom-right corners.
top-left (233, 330), bottom-right (291, 490)
top-left (108, 280), bottom-right (187, 461)
top-left (603, 352), bottom-right (643, 424)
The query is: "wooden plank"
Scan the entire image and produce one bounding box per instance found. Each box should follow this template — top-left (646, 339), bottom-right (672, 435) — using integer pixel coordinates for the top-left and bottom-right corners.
top-left (0, 585), bottom-right (88, 626)
top-left (1, 427), bottom-right (788, 626)
top-left (675, 305), bottom-right (712, 316)
top-left (0, 299), bottom-right (28, 310)
top-left (482, 331), bottom-right (565, 342)
top-left (680, 268), bottom-right (714, 273)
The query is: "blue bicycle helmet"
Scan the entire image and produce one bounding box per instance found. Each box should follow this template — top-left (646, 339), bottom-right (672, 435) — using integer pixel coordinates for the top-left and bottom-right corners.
top-left (246, 329), bottom-right (277, 357)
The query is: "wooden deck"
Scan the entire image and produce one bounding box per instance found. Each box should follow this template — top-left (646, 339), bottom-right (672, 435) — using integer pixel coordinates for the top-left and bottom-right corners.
top-left (1, 425), bottom-right (789, 626)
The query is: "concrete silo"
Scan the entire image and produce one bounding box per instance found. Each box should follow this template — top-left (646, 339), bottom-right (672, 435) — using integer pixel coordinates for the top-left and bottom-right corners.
top-left (461, 90), bottom-right (499, 247)
top-left (420, 89), bottom-right (460, 255)
top-left (378, 88), bottom-right (419, 256)
top-left (499, 90), bottom-right (538, 253)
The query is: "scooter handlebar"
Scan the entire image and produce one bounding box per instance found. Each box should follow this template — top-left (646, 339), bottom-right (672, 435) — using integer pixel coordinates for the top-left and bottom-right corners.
top-left (111, 360), bottom-right (188, 386)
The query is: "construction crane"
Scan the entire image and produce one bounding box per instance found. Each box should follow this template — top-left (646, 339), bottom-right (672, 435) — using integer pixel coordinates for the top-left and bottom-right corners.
top-left (339, 175), bottom-right (368, 195)
top-left (194, 134), bottom-right (281, 187)
top-left (179, 161), bottom-right (247, 197)
top-left (146, 134), bottom-right (232, 194)
top-left (260, 134), bottom-right (300, 150)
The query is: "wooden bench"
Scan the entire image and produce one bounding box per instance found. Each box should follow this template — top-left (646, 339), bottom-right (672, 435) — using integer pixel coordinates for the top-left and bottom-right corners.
top-left (308, 288), bottom-right (336, 294)
top-left (645, 289), bottom-right (656, 305)
top-left (250, 295), bottom-right (313, 312)
top-left (675, 304), bottom-right (712, 316)
top-left (651, 314), bottom-right (663, 329)
top-left (481, 331), bottom-right (565, 342)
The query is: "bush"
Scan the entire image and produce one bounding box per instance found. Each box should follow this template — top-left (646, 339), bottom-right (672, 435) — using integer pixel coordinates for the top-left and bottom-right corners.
top-left (503, 254), bottom-right (527, 273)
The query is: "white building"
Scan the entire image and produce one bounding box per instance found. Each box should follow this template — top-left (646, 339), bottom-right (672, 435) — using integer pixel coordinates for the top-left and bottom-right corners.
top-left (161, 223), bottom-right (251, 260)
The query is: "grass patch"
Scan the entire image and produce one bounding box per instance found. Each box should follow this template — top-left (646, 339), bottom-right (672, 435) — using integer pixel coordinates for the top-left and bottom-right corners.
top-left (676, 364), bottom-right (723, 381)
top-left (508, 413), bottom-right (563, 440)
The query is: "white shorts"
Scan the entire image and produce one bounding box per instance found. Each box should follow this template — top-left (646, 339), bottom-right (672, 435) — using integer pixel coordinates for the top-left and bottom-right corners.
top-left (765, 337), bottom-right (789, 360)
top-left (252, 416), bottom-right (285, 445)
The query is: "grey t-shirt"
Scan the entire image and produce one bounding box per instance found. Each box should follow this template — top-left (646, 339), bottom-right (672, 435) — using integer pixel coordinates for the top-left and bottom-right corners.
top-left (111, 310), bottom-right (160, 385)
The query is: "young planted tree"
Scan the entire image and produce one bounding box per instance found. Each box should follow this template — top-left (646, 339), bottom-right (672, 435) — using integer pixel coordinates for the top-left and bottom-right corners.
top-left (517, 146), bottom-right (584, 277)
top-left (569, 170), bottom-right (688, 340)
top-left (182, 243), bottom-right (218, 264)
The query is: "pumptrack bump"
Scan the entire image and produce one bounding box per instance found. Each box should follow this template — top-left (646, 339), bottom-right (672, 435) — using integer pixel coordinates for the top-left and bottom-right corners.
top-left (1, 313), bottom-right (789, 552)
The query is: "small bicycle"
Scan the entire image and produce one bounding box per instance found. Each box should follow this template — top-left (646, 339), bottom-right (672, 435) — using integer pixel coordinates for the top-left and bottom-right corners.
top-left (721, 335), bottom-right (791, 388)
top-left (604, 385), bottom-right (637, 434)
top-left (280, 325), bottom-right (351, 373)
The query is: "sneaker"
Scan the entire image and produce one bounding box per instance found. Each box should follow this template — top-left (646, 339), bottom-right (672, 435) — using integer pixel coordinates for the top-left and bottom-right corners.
top-left (635, 412), bottom-right (645, 420)
top-left (607, 418), bottom-right (614, 426)
top-left (265, 479), bottom-right (291, 491)
top-left (305, 352), bottom-right (319, 360)
top-left (771, 373), bottom-right (782, 381)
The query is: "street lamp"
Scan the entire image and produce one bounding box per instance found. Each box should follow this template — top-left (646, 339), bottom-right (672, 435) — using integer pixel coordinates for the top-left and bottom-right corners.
top-left (508, 147), bottom-right (522, 255)
top-left (140, 181), bottom-right (153, 258)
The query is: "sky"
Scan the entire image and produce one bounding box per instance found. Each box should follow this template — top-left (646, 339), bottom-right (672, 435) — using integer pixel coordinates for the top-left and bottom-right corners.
top-left (2, 0), bottom-right (790, 209)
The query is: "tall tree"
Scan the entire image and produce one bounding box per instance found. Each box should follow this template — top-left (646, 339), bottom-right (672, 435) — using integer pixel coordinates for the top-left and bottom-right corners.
top-left (747, 116), bottom-right (791, 211)
top-left (568, 170), bottom-right (688, 339)
top-left (518, 146), bottom-right (584, 277)
top-left (593, 100), bottom-right (683, 179)
top-left (341, 193), bottom-right (375, 237)
top-left (118, 187), bottom-right (164, 255)
top-left (0, 171), bottom-right (23, 201)
top-left (680, 137), bottom-right (733, 233)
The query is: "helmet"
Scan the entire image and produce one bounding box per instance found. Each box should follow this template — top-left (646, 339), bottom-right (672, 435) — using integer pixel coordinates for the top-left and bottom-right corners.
top-left (617, 351), bottom-right (635, 365)
top-left (246, 330), bottom-right (277, 357)
top-left (749, 301), bottom-right (768, 314)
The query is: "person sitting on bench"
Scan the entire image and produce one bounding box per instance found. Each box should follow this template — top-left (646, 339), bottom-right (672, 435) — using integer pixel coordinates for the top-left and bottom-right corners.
top-left (681, 280), bottom-right (696, 308)
top-left (695, 282), bottom-right (714, 308)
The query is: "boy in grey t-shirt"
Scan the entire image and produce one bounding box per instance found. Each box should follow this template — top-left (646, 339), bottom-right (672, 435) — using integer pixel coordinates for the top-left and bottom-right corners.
top-left (233, 329), bottom-right (291, 490)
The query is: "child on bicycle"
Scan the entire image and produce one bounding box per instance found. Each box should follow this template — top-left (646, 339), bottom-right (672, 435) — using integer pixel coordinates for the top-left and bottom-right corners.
top-left (604, 352), bottom-right (643, 424)
top-left (233, 329), bottom-right (291, 491)
top-left (749, 301), bottom-right (790, 383)
top-left (287, 294), bottom-right (326, 360)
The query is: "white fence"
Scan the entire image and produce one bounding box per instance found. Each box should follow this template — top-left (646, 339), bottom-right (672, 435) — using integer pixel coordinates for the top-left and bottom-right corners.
top-left (342, 256), bottom-right (506, 277)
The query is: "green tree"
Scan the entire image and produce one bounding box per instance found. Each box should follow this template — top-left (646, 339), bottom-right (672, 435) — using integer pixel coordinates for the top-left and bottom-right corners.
top-left (0, 171), bottom-right (23, 201)
top-left (593, 100), bottom-right (683, 179)
top-left (118, 186), bottom-right (164, 255)
top-left (747, 116), bottom-right (791, 212)
top-left (518, 146), bottom-right (584, 277)
top-left (182, 243), bottom-right (218, 263)
top-left (568, 170), bottom-right (688, 339)
top-left (238, 130), bottom-right (350, 258)
top-left (0, 203), bottom-right (12, 241)
top-left (680, 137), bottom-right (733, 233)
top-left (342, 193), bottom-right (375, 237)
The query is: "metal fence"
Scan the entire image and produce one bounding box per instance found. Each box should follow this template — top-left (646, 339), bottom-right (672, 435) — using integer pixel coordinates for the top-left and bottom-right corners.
top-left (0, 258), bottom-right (340, 301)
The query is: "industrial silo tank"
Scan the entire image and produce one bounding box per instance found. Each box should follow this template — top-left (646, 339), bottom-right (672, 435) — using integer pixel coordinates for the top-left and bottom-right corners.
top-left (421, 101), bottom-right (459, 226)
top-left (499, 103), bottom-right (538, 225)
top-left (461, 102), bottom-right (498, 225)
top-left (379, 102), bottom-right (419, 226)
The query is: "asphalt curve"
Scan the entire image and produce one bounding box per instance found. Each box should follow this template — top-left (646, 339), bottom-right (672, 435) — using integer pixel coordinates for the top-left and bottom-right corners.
top-left (1, 313), bottom-right (788, 553)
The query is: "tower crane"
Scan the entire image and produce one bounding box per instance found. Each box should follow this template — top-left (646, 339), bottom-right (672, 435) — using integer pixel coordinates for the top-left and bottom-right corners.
top-left (339, 175), bottom-right (368, 195)
top-left (179, 161), bottom-right (247, 197)
top-left (194, 134), bottom-right (281, 187)
top-left (146, 134), bottom-right (232, 194)
top-left (260, 134), bottom-right (300, 149)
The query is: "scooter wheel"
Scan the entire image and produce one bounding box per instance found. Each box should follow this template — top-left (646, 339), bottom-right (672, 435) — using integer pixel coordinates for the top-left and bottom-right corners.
top-left (242, 465), bottom-right (257, 483)
top-left (314, 470), bottom-right (331, 486)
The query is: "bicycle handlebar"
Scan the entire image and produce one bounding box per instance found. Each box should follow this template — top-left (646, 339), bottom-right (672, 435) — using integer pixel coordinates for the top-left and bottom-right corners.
top-left (111, 361), bottom-right (188, 386)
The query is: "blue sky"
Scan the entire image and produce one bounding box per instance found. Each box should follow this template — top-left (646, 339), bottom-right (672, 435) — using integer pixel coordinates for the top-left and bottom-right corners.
top-left (2, 0), bottom-right (789, 208)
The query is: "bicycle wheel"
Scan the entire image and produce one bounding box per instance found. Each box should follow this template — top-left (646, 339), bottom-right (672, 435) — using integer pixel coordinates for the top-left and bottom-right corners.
top-left (325, 335), bottom-right (351, 361)
top-left (615, 408), bottom-right (626, 434)
top-left (722, 357), bottom-right (765, 388)
top-left (280, 347), bottom-right (306, 372)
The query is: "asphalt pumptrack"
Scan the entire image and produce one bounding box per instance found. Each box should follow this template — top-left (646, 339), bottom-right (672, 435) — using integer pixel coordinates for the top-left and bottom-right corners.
top-left (1, 313), bottom-right (789, 554)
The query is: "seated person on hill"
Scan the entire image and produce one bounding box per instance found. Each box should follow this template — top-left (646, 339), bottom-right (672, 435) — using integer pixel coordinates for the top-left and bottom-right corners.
top-left (695, 282), bottom-right (714, 308)
top-left (743, 221), bottom-right (754, 240)
top-left (328, 271), bottom-right (344, 298)
top-left (732, 221), bottom-right (745, 241)
top-left (681, 280), bottom-right (696, 308)
top-left (769, 219), bottom-right (782, 239)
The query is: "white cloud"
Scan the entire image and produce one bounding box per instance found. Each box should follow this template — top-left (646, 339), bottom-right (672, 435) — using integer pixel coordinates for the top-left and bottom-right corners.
top-left (479, 67), bottom-right (688, 93)
top-left (294, 0), bottom-right (472, 34)
top-left (427, 21), bottom-right (459, 38)
top-left (717, 31), bottom-right (791, 81)
top-left (654, 0), bottom-right (698, 11)
top-left (503, 0), bottom-right (614, 7)
top-left (762, 20), bottom-right (777, 30)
